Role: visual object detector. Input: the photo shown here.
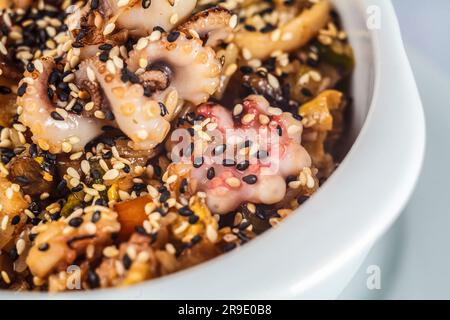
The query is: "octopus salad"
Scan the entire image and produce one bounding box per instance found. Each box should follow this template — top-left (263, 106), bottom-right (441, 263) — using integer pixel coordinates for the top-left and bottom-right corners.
top-left (0, 0), bottom-right (354, 291)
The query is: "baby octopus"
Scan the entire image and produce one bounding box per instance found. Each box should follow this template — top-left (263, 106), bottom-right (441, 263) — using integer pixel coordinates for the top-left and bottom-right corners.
top-left (170, 95), bottom-right (312, 214)
top-left (17, 57), bottom-right (107, 153)
top-left (77, 31), bottom-right (221, 150)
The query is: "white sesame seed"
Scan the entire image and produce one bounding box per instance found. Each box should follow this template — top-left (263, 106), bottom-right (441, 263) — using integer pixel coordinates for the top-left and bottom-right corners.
top-left (136, 37), bottom-right (148, 51)
top-left (103, 22), bottom-right (116, 36)
top-left (268, 106), bottom-right (283, 116)
top-left (103, 169), bottom-right (119, 180)
top-left (1, 215), bottom-right (9, 230)
top-left (169, 13), bottom-right (179, 25)
top-left (86, 66), bottom-right (96, 82)
top-left (16, 239), bottom-right (26, 255)
top-left (117, 0), bottom-right (129, 7)
top-left (206, 225), bottom-right (218, 243)
top-left (67, 167), bottom-right (80, 179)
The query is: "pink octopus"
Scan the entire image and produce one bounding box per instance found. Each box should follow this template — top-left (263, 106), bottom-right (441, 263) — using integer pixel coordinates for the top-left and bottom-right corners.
top-left (171, 95), bottom-right (312, 214)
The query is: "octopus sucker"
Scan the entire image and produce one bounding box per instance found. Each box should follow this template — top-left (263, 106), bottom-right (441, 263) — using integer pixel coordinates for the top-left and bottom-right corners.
top-left (169, 95), bottom-right (312, 214)
top-left (77, 56), bottom-right (173, 151)
top-left (177, 6), bottom-right (235, 47)
top-left (128, 32), bottom-right (222, 107)
top-left (17, 57), bottom-right (105, 153)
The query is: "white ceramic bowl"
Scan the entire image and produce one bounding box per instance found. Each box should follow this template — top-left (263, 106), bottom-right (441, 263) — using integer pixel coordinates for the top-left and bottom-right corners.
top-left (2, 0), bottom-right (425, 299)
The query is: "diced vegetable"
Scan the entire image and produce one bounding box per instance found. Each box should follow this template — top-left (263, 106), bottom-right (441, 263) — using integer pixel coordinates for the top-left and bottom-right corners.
top-left (114, 195), bottom-right (153, 239)
top-left (299, 90), bottom-right (343, 131)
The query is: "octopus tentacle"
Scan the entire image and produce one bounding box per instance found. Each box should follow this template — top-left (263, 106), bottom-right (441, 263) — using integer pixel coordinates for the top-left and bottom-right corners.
top-left (177, 6), bottom-right (235, 47)
top-left (17, 57), bottom-right (106, 153)
top-left (76, 57), bottom-right (172, 151)
top-left (78, 32), bottom-right (222, 150)
top-left (169, 95), bottom-right (312, 214)
top-left (127, 32), bottom-right (222, 106)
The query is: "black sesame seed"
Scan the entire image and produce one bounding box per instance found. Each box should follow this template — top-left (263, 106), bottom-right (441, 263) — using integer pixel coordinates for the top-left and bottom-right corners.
top-left (50, 111), bottom-right (64, 121)
top-left (99, 43), bottom-right (113, 50)
top-left (90, 0), bottom-right (99, 10)
top-left (91, 211), bottom-right (101, 223)
top-left (190, 235), bottom-right (202, 246)
top-left (260, 23), bottom-right (276, 33)
top-left (239, 220), bottom-right (251, 230)
top-left (87, 269), bottom-right (100, 288)
top-left (236, 160), bottom-right (250, 171)
top-left (123, 254), bottom-right (132, 270)
top-left (26, 62), bottom-right (35, 72)
top-left (14, 175), bottom-right (30, 185)
top-left (102, 150), bottom-right (113, 160)
top-left (17, 83), bottom-right (27, 97)
top-left (159, 102), bottom-right (168, 116)
top-left (240, 66), bottom-right (253, 74)
top-left (0, 86), bottom-right (11, 95)
top-left (207, 167), bottom-right (215, 180)
top-left (29, 233), bottom-right (37, 242)
top-left (277, 125), bottom-right (283, 136)
top-left (188, 215), bottom-right (199, 224)
top-left (72, 102), bottom-right (83, 114)
top-left (38, 243), bottom-right (49, 251)
top-left (8, 247), bottom-right (18, 261)
top-left (99, 51), bottom-right (109, 62)
top-left (167, 31), bottom-right (180, 42)
top-left (179, 178), bottom-right (188, 194)
top-left (159, 190), bottom-right (170, 203)
top-left (243, 175), bottom-right (257, 185)
top-left (135, 226), bottom-right (148, 235)
top-left (68, 217), bottom-right (83, 228)
top-left (31, 217), bottom-right (41, 226)
top-left (179, 206), bottom-right (194, 217)
top-left (11, 215), bottom-right (20, 225)
top-left (48, 70), bottom-right (60, 85)
top-left (244, 24), bottom-right (257, 31)
top-left (142, 0), bottom-right (151, 8)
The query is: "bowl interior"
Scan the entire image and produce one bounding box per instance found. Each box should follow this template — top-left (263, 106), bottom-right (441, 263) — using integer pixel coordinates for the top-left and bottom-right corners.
top-left (332, 0), bottom-right (375, 154)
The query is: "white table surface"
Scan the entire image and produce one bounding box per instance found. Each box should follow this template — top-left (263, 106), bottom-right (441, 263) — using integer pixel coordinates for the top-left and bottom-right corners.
top-left (340, 0), bottom-right (450, 299)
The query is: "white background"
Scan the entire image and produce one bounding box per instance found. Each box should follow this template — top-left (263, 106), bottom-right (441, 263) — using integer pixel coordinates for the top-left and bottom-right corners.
top-left (340, 0), bottom-right (450, 299)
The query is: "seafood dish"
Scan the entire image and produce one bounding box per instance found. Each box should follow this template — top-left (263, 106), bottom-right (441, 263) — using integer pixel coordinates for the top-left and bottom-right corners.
top-left (0, 0), bottom-right (354, 291)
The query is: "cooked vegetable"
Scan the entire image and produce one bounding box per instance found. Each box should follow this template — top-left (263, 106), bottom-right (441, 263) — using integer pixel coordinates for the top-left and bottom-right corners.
top-left (0, 177), bottom-right (28, 250)
top-left (299, 90), bottom-right (343, 131)
top-left (114, 195), bottom-right (153, 239)
top-left (9, 155), bottom-right (55, 197)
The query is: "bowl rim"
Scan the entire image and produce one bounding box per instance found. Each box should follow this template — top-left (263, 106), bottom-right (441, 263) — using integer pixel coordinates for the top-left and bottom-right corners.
top-left (1, 0), bottom-right (426, 299)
